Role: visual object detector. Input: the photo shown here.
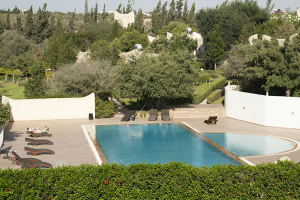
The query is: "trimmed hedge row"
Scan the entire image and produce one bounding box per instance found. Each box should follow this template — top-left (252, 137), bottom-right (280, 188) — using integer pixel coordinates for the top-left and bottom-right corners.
top-left (1, 161), bottom-right (300, 199)
top-left (207, 90), bottom-right (222, 104)
top-left (193, 77), bottom-right (227, 104)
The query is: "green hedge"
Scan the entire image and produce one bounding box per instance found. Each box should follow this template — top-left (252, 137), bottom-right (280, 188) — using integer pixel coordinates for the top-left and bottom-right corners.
top-left (207, 90), bottom-right (222, 104)
top-left (95, 98), bottom-right (118, 118)
top-left (193, 77), bottom-right (227, 104)
top-left (0, 161), bottom-right (300, 199)
top-left (198, 73), bottom-right (211, 84)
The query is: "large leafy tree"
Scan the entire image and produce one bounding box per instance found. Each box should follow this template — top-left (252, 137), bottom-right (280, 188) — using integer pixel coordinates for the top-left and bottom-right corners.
top-left (24, 62), bottom-right (47, 98)
top-left (205, 22), bottom-right (227, 69)
top-left (119, 30), bottom-right (149, 52)
top-left (43, 28), bottom-right (77, 69)
top-left (116, 50), bottom-right (197, 108)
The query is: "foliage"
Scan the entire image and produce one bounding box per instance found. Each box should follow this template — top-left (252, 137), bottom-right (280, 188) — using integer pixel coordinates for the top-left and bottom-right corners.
top-left (158, 21), bottom-right (196, 36)
top-left (1, 161), bottom-right (300, 198)
top-left (213, 96), bottom-right (224, 104)
top-left (274, 21), bottom-right (295, 39)
top-left (32, 3), bottom-right (49, 43)
top-left (0, 102), bottom-right (11, 126)
top-left (119, 30), bottom-right (149, 52)
top-left (5, 11), bottom-right (11, 30)
top-left (25, 93), bottom-right (83, 99)
top-left (0, 20), bottom-right (5, 35)
top-left (253, 18), bottom-right (283, 38)
top-left (0, 31), bottom-right (35, 69)
top-left (207, 90), bottom-right (222, 104)
top-left (193, 77), bottom-right (227, 104)
top-left (24, 62), bottom-right (47, 98)
top-left (198, 73), bottom-right (211, 84)
top-left (116, 50), bottom-right (197, 108)
top-left (43, 28), bottom-right (77, 69)
top-left (24, 6), bottom-right (34, 39)
top-left (205, 22), bottom-right (227, 67)
top-left (52, 60), bottom-right (115, 98)
top-left (95, 97), bottom-right (117, 118)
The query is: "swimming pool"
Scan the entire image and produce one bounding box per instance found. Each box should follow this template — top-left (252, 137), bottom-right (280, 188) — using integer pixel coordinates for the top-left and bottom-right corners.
top-left (95, 123), bottom-right (240, 167)
top-left (202, 133), bottom-right (294, 156)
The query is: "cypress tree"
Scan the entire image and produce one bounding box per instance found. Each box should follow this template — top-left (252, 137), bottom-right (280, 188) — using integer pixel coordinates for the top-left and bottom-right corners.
top-left (116, 3), bottom-right (122, 13)
top-left (176, 0), bottom-right (184, 19)
top-left (188, 2), bottom-right (195, 24)
top-left (5, 11), bottom-right (11, 30)
top-left (182, 0), bottom-right (189, 23)
top-left (68, 10), bottom-right (75, 31)
top-left (90, 7), bottom-right (94, 23)
top-left (110, 20), bottom-right (120, 41)
top-left (135, 9), bottom-right (144, 33)
top-left (24, 5), bottom-right (34, 38)
top-left (46, 15), bottom-right (56, 38)
top-left (166, 0), bottom-right (176, 24)
top-left (94, 3), bottom-right (98, 22)
top-left (161, 1), bottom-right (168, 26)
top-left (56, 14), bottom-right (63, 30)
top-left (84, 0), bottom-right (90, 24)
top-left (33, 4), bottom-right (49, 43)
top-left (15, 16), bottom-right (23, 32)
top-left (102, 3), bottom-right (107, 20)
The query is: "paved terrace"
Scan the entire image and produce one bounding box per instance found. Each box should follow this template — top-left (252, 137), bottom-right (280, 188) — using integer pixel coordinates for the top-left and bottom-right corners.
top-left (1, 116), bottom-right (300, 169)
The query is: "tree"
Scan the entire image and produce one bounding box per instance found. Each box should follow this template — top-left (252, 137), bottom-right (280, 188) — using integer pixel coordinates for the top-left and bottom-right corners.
top-left (116, 4), bottom-right (122, 13)
top-left (0, 20), bottom-right (5, 35)
top-left (205, 22), bottom-right (227, 69)
top-left (14, 16), bottom-right (23, 32)
top-left (182, 0), bottom-right (189, 23)
top-left (47, 15), bottom-right (56, 38)
top-left (110, 20), bottom-right (122, 41)
top-left (102, 3), bottom-right (108, 20)
top-left (274, 21), bottom-right (295, 39)
top-left (12, 52), bottom-right (37, 76)
top-left (56, 14), bottom-right (63, 30)
top-left (125, 0), bottom-right (135, 14)
top-left (24, 62), bottom-right (47, 98)
top-left (11, 69), bottom-right (23, 84)
top-left (0, 103), bottom-right (11, 127)
top-left (119, 30), bottom-right (149, 52)
top-left (24, 5), bottom-right (34, 39)
top-left (68, 10), bottom-right (75, 30)
top-left (5, 11), bottom-right (11, 30)
top-left (266, 0), bottom-right (275, 13)
top-left (94, 2), bottom-right (98, 22)
top-left (84, 0), bottom-right (90, 24)
top-left (0, 68), bottom-right (12, 81)
top-left (237, 24), bottom-right (250, 44)
top-left (43, 28), bottom-right (77, 69)
top-left (116, 50), bottom-right (197, 108)
top-left (53, 60), bottom-right (115, 98)
top-left (176, 0), bottom-right (184, 19)
top-left (188, 2), bottom-right (195, 24)
top-left (166, 0), bottom-right (176, 24)
top-left (135, 9), bottom-right (144, 33)
top-left (33, 3), bottom-right (49, 43)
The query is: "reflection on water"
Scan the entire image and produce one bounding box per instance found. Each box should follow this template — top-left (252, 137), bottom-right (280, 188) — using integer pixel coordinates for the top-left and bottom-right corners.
top-left (202, 133), bottom-right (293, 156)
top-left (95, 124), bottom-right (240, 167)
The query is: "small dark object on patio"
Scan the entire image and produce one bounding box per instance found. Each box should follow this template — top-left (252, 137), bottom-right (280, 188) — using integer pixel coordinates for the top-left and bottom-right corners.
top-left (25, 138), bottom-right (53, 146)
top-left (24, 147), bottom-right (55, 156)
top-left (161, 109), bottom-right (170, 121)
top-left (148, 109), bottom-right (158, 121)
top-left (121, 110), bottom-right (136, 121)
top-left (204, 116), bottom-right (218, 124)
top-left (9, 151), bottom-right (52, 168)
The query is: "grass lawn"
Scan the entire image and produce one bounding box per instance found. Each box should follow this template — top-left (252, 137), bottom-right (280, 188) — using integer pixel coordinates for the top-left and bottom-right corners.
top-left (213, 96), bottom-right (224, 104)
top-left (0, 84), bottom-right (25, 99)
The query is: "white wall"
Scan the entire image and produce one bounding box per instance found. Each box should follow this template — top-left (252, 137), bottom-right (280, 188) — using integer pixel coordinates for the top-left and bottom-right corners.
top-left (114, 11), bottom-right (135, 28)
top-left (225, 87), bottom-right (300, 129)
top-left (2, 93), bottom-right (95, 121)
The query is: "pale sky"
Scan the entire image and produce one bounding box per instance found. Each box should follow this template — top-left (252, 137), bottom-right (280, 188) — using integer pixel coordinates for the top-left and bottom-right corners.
top-left (0, 0), bottom-right (299, 14)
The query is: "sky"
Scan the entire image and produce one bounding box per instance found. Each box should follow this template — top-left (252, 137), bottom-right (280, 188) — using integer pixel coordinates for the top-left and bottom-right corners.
top-left (0, 0), bottom-right (299, 14)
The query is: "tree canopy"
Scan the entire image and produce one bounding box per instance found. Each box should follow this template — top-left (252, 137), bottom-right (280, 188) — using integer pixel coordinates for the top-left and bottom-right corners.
top-left (116, 50), bottom-right (197, 108)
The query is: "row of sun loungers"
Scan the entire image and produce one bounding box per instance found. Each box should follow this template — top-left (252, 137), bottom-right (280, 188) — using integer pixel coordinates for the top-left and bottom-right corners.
top-left (9, 128), bottom-right (55, 169)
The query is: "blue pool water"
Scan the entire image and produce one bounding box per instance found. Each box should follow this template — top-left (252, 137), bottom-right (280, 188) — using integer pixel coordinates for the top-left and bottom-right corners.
top-left (202, 133), bottom-right (293, 156)
top-left (95, 123), bottom-right (240, 167)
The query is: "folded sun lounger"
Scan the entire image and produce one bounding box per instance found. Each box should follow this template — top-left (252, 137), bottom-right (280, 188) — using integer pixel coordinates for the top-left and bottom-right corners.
top-left (204, 116), bottom-right (218, 124)
top-left (121, 110), bottom-right (136, 121)
top-left (25, 138), bottom-right (53, 146)
top-left (24, 147), bottom-right (55, 156)
top-left (148, 109), bottom-right (158, 121)
top-left (161, 109), bottom-right (170, 121)
top-left (9, 151), bottom-right (52, 168)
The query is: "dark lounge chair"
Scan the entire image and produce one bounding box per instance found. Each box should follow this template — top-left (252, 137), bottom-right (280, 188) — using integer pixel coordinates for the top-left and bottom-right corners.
top-left (28, 132), bottom-right (52, 138)
top-left (24, 147), bottom-right (55, 156)
top-left (121, 110), bottom-right (136, 121)
top-left (25, 138), bottom-right (53, 146)
top-left (161, 109), bottom-right (170, 121)
top-left (148, 109), bottom-right (158, 121)
top-left (9, 151), bottom-right (52, 168)
top-left (204, 116), bottom-right (218, 124)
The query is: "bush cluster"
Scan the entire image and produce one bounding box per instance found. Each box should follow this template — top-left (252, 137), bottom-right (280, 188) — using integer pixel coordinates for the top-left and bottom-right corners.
top-left (207, 90), bottom-right (222, 104)
top-left (95, 98), bottom-right (117, 118)
top-left (193, 77), bottom-right (227, 104)
top-left (0, 161), bottom-right (300, 199)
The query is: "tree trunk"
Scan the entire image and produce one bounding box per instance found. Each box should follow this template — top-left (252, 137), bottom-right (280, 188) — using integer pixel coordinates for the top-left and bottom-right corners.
top-left (13, 74), bottom-right (14, 84)
top-left (214, 62), bottom-right (216, 70)
top-left (5, 75), bottom-right (7, 81)
top-left (286, 89), bottom-right (290, 97)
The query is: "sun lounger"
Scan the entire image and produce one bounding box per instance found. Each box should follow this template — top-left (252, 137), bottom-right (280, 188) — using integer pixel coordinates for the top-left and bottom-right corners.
top-left (148, 109), bottom-right (158, 121)
top-left (28, 132), bottom-right (52, 138)
top-left (24, 147), bottom-right (55, 156)
top-left (25, 138), bottom-right (53, 146)
top-left (121, 110), bottom-right (136, 121)
top-left (9, 151), bottom-right (52, 168)
top-left (161, 109), bottom-right (170, 121)
top-left (204, 116), bottom-right (218, 124)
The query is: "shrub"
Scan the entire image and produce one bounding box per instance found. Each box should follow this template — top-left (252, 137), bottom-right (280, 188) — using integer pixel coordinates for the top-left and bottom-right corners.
top-left (198, 73), bottom-right (211, 84)
top-left (207, 90), bottom-right (222, 104)
top-left (95, 97), bottom-right (118, 118)
top-left (0, 161), bottom-right (300, 198)
top-left (193, 77), bottom-right (227, 104)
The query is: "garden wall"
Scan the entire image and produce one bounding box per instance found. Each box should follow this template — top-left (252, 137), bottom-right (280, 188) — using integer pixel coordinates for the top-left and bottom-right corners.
top-left (2, 93), bottom-right (95, 121)
top-left (225, 86), bottom-right (300, 129)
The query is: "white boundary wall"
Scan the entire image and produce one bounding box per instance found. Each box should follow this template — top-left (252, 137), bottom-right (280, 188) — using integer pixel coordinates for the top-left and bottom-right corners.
top-left (225, 87), bottom-right (300, 129)
top-left (2, 93), bottom-right (95, 121)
